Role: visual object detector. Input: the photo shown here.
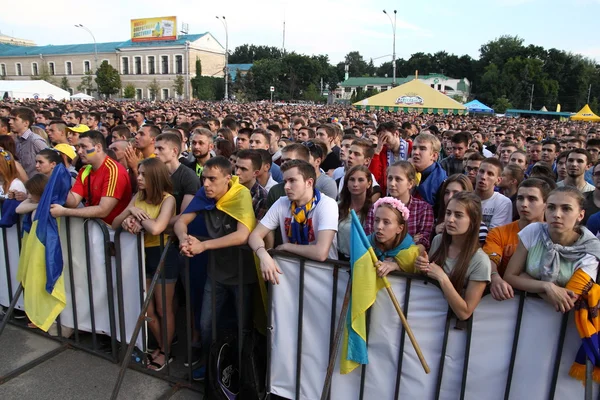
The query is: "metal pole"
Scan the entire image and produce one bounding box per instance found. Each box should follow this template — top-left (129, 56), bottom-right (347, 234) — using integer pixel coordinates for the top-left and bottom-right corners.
top-left (588, 84), bottom-right (592, 104)
top-left (216, 16), bottom-right (229, 101)
top-left (185, 41), bottom-right (190, 100)
top-left (529, 84), bottom-right (534, 110)
top-left (75, 24), bottom-right (98, 97)
top-left (383, 10), bottom-right (397, 86)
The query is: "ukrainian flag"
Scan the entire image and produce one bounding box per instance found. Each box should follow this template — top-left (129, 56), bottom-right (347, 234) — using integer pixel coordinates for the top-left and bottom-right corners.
top-left (341, 210), bottom-right (386, 374)
top-left (17, 164), bottom-right (72, 331)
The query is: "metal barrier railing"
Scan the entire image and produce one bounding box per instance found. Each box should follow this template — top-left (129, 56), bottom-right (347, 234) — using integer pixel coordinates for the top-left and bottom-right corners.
top-left (0, 219), bottom-right (597, 400)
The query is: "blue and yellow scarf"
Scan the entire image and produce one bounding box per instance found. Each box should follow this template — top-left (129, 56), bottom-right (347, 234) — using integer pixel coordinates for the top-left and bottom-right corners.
top-left (287, 189), bottom-right (321, 245)
top-left (369, 233), bottom-right (421, 274)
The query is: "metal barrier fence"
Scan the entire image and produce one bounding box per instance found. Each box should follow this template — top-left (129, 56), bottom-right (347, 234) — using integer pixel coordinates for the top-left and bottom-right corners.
top-left (1, 217), bottom-right (598, 400)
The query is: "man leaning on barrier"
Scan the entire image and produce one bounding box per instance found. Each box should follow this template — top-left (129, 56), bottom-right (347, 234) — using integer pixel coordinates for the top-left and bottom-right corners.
top-left (49, 130), bottom-right (131, 225)
top-left (248, 159), bottom-right (339, 285)
top-left (174, 155), bottom-right (256, 381)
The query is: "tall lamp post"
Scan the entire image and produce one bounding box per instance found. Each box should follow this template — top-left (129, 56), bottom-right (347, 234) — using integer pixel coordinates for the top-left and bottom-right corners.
top-left (383, 10), bottom-right (397, 86)
top-left (75, 24), bottom-right (98, 96)
top-left (216, 16), bottom-right (229, 101)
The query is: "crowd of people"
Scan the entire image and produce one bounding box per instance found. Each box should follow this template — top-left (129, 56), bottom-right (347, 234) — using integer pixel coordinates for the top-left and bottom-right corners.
top-left (1, 98), bottom-right (600, 383)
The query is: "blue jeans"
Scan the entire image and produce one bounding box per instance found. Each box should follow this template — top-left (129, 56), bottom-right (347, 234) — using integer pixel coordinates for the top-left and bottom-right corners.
top-left (199, 277), bottom-right (253, 356)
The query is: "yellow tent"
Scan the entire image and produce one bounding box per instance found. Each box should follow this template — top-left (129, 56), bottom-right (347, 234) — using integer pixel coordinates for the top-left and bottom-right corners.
top-left (571, 104), bottom-right (600, 122)
top-left (353, 79), bottom-right (467, 115)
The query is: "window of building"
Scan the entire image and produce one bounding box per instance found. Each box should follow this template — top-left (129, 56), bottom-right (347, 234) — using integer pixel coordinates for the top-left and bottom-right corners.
top-left (134, 57), bottom-right (142, 74)
top-left (162, 88), bottom-right (169, 99)
top-left (366, 86), bottom-right (374, 90)
top-left (32, 62), bottom-right (38, 76)
top-left (68, 88), bottom-right (74, 95)
top-left (135, 88), bottom-right (142, 99)
top-left (381, 86), bottom-right (388, 91)
top-left (161, 56), bottom-right (169, 74)
top-left (148, 56), bottom-right (155, 74)
top-left (437, 84), bottom-right (442, 90)
top-left (0, 64), bottom-right (6, 77)
top-left (16, 63), bottom-right (22, 76)
top-left (48, 62), bottom-right (55, 75)
top-left (344, 87), bottom-right (351, 93)
top-left (122, 57), bottom-right (129, 75)
top-left (66, 61), bottom-right (72, 75)
top-left (175, 55), bottom-right (183, 74)
top-left (84, 61), bottom-right (91, 74)
top-left (148, 88), bottom-right (156, 101)
top-left (430, 84), bottom-right (435, 88)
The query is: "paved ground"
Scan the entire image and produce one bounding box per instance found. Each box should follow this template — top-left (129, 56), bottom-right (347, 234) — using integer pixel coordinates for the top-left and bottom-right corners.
top-left (0, 325), bottom-right (202, 400)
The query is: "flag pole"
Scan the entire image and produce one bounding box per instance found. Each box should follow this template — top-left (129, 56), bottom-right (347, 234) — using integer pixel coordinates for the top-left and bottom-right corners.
top-left (367, 244), bottom-right (430, 374)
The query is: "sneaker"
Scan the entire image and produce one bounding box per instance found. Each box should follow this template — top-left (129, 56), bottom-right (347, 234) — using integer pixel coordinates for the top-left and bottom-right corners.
top-left (13, 309), bottom-right (27, 320)
top-left (192, 365), bottom-right (206, 381)
top-left (183, 346), bottom-right (202, 367)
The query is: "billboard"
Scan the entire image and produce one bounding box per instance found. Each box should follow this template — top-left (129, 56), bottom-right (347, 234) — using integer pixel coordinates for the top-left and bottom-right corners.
top-left (131, 16), bottom-right (177, 42)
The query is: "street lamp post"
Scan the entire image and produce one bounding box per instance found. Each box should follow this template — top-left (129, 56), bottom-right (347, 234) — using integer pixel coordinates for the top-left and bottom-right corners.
top-left (216, 16), bottom-right (229, 101)
top-left (383, 10), bottom-right (397, 86)
top-left (75, 24), bottom-right (98, 96)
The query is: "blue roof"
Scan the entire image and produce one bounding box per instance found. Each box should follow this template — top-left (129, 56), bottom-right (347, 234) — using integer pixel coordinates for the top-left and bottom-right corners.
top-left (228, 64), bottom-right (253, 82)
top-left (0, 34), bottom-right (206, 57)
top-left (464, 99), bottom-right (494, 113)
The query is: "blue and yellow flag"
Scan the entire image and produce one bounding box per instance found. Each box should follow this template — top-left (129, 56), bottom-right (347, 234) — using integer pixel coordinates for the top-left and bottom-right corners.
top-left (341, 210), bottom-right (386, 374)
top-left (17, 164), bottom-right (72, 331)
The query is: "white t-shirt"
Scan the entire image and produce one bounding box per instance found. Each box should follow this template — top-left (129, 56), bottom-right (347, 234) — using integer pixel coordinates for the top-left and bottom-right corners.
top-left (481, 192), bottom-right (513, 229)
top-left (264, 174), bottom-right (278, 193)
top-left (332, 166), bottom-right (345, 181)
top-left (0, 179), bottom-right (26, 196)
top-left (260, 194), bottom-right (339, 260)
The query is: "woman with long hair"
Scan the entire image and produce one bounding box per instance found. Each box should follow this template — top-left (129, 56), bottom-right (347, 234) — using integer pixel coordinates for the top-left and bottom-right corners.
top-left (415, 191), bottom-right (491, 320)
top-left (338, 165), bottom-right (373, 260)
top-left (504, 187), bottom-right (600, 313)
top-left (0, 136), bottom-right (28, 183)
top-left (0, 149), bottom-right (25, 199)
top-left (112, 157), bottom-right (178, 371)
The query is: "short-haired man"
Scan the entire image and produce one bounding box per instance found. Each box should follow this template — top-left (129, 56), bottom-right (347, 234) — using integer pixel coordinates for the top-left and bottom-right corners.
top-left (133, 110), bottom-right (146, 127)
top-left (304, 140), bottom-right (338, 199)
top-left (106, 108), bottom-right (124, 129)
top-left (0, 105), bottom-right (11, 118)
top-left (541, 138), bottom-right (559, 167)
top-left (175, 156), bottom-right (256, 381)
top-left (315, 124), bottom-right (342, 176)
top-left (185, 128), bottom-right (214, 179)
top-left (332, 134), bottom-right (356, 181)
top-left (582, 162), bottom-right (600, 225)
top-left (236, 128), bottom-right (252, 151)
top-left (410, 132), bottom-right (447, 207)
top-left (525, 141), bottom-right (542, 175)
top-left (108, 140), bottom-right (129, 168)
top-left (498, 141), bottom-right (518, 168)
top-left (35, 111), bottom-right (52, 128)
top-left (87, 112), bottom-right (100, 131)
top-left (266, 143), bottom-right (310, 207)
top-left (465, 152), bottom-right (484, 186)
top-left (585, 138), bottom-right (600, 184)
top-left (50, 130), bottom-right (131, 224)
top-left (369, 121), bottom-right (409, 191)
top-left (557, 149), bottom-right (595, 193)
top-left (297, 127), bottom-right (315, 142)
top-left (235, 149), bottom-right (268, 220)
top-left (337, 138), bottom-right (381, 200)
top-left (0, 117), bottom-right (10, 135)
top-left (111, 125), bottom-right (131, 142)
top-left (249, 159), bottom-right (339, 285)
top-left (46, 120), bottom-right (69, 146)
top-left (207, 118), bottom-right (220, 133)
top-left (256, 149), bottom-right (278, 192)
top-left (10, 107), bottom-right (47, 177)
top-left (476, 158), bottom-right (513, 228)
top-left (440, 132), bottom-right (470, 175)
top-left (66, 110), bottom-right (82, 126)
top-left (249, 130), bottom-right (283, 182)
top-left (66, 124), bottom-right (90, 147)
top-left (499, 164), bottom-right (524, 221)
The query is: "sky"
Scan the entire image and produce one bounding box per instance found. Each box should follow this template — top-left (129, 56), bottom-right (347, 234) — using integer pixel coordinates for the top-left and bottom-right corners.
top-left (1, 0), bottom-right (599, 66)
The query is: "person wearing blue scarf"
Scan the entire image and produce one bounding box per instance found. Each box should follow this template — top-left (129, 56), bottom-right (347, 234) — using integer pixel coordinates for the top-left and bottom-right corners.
top-left (416, 162), bottom-right (447, 207)
top-left (413, 133), bottom-right (447, 208)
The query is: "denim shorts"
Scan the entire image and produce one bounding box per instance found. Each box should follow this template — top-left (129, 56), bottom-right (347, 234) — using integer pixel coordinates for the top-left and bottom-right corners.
top-left (145, 244), bottom-right (181, 283)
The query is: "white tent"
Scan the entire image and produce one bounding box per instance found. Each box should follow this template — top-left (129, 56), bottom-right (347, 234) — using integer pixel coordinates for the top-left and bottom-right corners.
top-left (71, 92), bottom-right (94, 100)
top-left (0, 80), bottom-right (70, 101)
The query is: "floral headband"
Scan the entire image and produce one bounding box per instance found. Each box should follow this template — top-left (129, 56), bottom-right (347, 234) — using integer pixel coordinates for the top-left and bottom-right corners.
top-left (373, 197), bottom-right (410, 221)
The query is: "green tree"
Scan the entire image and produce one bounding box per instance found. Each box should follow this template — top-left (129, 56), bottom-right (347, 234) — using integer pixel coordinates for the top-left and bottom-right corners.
top-left (303, 83), bottom-right (321, 102)
top-left (123, 84), bottom-right (136, 99)
top-left (148, 78), bottom-right (160, 100)
top-left (76, 70), bottom-right (95, 94)
top-left (229, 44), bottom-right (283, 63)
top-left (60, 77), bottom-right (70, 92)
top-left (95, 61), bottom-right (121, 98)
top-left (173, 75), bottom-right (185, 98)
top-left (492, 96), bottom-right (513, 113)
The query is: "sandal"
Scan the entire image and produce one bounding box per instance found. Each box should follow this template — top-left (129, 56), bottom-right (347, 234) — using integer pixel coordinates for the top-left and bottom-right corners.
top-left (147, 350), bottom-right (173, 372)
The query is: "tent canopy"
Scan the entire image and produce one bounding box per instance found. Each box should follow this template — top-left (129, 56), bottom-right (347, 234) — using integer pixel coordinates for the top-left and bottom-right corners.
top-left (571, 104), bottom-right (600, 122)
top-left (71, 92), bottom-right (94, 100)
top-left (353, 79), bottom-right (467, 115)
top-left (0, 80), bottom-right (70, 101)
top-left (464, 99), bottom-right (494, 113)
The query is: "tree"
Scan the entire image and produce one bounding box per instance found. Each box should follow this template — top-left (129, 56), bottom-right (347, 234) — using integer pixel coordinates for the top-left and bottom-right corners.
top-left (173, 75), bottom-right (185, 98)
top-left (148, 78), bottom-right (160, 100)
top-left (60, 77), bottom-right (70, 92)
top-left (492, 96), bottom-right (513, 113)
top-left (229, 44), bottom-right (283, 64)
top-left (95, 61), bottom-right (121, 98)
top-left (77, 70), bottom-right (95, 95)
top-left (123, 84), bottom-right (136, 99)
top-left (303, 83), bottom-right (321, 102)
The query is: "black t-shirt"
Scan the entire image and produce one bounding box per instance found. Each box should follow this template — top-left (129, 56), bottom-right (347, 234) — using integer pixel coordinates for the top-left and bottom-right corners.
top-left (321, 151), bottom-right (342, 172)
top-left (171, 163), bottom-right (201, 214)
top-left (204, 208), bottom-right (257, 285)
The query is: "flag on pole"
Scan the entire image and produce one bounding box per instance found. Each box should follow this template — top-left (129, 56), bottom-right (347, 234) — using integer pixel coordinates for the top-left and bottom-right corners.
top-left (340, 210), bottom-right (386, 374)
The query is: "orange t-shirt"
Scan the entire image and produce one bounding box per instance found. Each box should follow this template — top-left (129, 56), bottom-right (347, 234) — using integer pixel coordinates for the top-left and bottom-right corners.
top-left (483, 220), bottom-right (520, 277)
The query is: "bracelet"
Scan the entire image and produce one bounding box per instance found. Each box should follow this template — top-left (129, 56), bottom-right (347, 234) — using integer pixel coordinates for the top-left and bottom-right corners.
top-left (255, 245), bottom-right (265, 253)
top-left (491, 271), bottom-right (499, 277)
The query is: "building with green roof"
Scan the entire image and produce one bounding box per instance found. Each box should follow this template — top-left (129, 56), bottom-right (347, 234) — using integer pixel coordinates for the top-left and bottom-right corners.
top-left (0, 32), bottom-right (225, 100)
